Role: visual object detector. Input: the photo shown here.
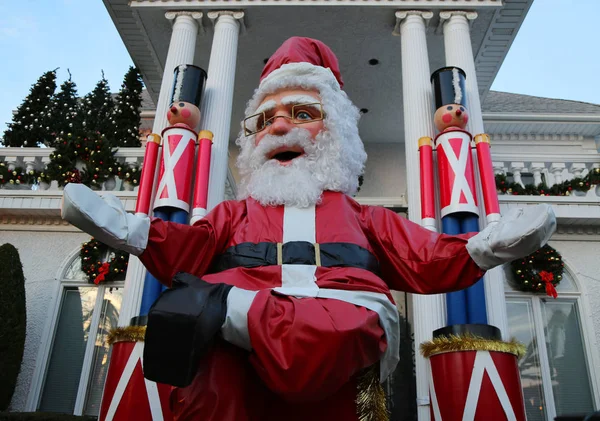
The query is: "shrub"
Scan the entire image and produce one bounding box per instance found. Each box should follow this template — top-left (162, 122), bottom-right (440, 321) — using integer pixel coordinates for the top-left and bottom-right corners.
top-left (0, 244), bottom-right (26, 410)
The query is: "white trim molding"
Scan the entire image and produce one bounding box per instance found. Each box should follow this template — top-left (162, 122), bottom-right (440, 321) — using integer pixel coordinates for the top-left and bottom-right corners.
top-left (130, 0), bottom-right (504, 9)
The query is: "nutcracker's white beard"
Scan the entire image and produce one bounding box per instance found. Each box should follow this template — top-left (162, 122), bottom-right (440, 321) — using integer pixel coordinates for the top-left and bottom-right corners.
top-left (236, 127), bottom-right (352, 208)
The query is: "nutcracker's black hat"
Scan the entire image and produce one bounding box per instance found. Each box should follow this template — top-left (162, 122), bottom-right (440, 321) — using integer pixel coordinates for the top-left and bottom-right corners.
top-left (170, 64), bottom-right (207, 107)
top-left (431, 66), bottom-right (467, 109)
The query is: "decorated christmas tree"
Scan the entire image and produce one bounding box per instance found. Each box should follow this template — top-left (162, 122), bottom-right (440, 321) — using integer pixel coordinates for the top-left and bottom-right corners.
top-left (82, 72), bottom-right (115, 136)
top-left (45, 132), bottom-right (117, 188)
top-left (111, 66), bottom-right (143, 147)
top-left (1, 69), bottom-right (57, 147)
top-left (49, 70), bottom-right (85, 145)
top-left (80, 133), bottom-right (118, 187)
top-left (44, 133), bottom-right (80, 186)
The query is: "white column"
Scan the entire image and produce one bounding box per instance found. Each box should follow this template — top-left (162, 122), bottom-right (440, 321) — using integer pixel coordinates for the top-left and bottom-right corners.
top-left (203, 11), bottom-right (243, 211)
top-left (119, 11), bottom-right (202, 327)
top-left (397, 11), bottom-right (444, 421)
top-left (152, 11), bottom-right (203, 133)
top-left (441, 11), bottom-right (482, 135)
top-left (441, 10), bottom-right (509, 338)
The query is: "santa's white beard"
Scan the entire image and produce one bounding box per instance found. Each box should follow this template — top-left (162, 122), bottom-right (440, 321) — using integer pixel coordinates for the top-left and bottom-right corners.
top-left (237, 127), bottom-right (351, 208)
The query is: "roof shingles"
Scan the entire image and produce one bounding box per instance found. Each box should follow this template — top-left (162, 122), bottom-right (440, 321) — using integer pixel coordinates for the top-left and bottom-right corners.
top-left (482, 91), bottom-right (600, 115)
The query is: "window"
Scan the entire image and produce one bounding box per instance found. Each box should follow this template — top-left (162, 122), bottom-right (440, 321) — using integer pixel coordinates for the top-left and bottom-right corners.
top-left (505, 269), bottom-right (597, 421)
top-left (37, 254), bottom-right (123, 416)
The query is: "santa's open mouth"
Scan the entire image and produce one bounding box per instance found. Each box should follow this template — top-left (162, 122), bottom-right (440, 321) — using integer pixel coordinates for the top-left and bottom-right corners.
top-left (267, 146), bottom-right (305, 164)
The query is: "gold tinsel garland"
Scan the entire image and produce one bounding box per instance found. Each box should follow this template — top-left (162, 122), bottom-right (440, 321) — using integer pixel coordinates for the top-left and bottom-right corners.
top-left (420, 334), bottom-right (526, 359)
top-left (107, 325), bottom-right (146, 345)
top-left (356, 365), bottom-right (389, 421)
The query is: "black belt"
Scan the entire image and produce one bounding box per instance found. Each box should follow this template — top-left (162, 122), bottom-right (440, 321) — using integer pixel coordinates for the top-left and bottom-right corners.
top-left (209, 241), bottom-right (380, 275)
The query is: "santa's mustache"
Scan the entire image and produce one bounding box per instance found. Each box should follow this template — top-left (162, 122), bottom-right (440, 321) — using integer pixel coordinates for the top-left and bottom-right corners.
top-left (247, 128), bottom-right (316, 170)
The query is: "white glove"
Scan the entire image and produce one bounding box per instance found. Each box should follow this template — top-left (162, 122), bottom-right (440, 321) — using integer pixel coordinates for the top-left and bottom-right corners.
top-left (61, 183), bottom-right (150, 256)
top-left (466, 204), bottom-right (556, 270)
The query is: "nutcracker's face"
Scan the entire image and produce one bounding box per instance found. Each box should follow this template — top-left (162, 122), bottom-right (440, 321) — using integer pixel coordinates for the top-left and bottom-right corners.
top-left (167, 101), bottom-right (201, 130)
top-left (434, 104), bottom-right (469, 132)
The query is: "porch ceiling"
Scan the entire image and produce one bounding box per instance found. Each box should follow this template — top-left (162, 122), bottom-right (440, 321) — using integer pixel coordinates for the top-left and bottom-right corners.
top-left (103, 0), bottom-right (532, 144)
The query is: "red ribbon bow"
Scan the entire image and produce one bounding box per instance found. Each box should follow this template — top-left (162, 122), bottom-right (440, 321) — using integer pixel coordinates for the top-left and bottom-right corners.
top-left (539, 270), bottom-right (557, 299)
top-left (94, 262), bottom-right (110, 285)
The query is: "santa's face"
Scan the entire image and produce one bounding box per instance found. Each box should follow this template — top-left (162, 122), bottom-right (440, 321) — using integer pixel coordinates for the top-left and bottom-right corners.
top-left (254, 89), bottom-right (324, 166)
top-left (236, 85), bottom-right (366, 208)
top-left (237, 89), bottom-right (335, 207)
top-left (167, 101), bottom-right (201, 130)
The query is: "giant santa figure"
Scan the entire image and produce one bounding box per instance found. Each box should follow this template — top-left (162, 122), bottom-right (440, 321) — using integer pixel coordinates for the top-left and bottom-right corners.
top-left (61, 37), bottom-right (556, 421)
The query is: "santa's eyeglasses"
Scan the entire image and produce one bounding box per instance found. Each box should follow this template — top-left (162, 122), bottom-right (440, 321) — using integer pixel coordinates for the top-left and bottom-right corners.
top-left (243, 102), bottom-right (324, 136)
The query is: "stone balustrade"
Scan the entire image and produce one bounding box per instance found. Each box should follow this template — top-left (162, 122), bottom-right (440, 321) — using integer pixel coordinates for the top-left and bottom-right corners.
top-left (492, 158), bottom-right (600, 198)
top-left (0, 147), bottom-right (144, 192)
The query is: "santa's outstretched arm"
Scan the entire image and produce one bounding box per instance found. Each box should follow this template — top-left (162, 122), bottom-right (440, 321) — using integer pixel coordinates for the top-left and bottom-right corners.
top-left (367, 204), bottom-right (556, 293)
top-left (61, 183), bottom-right (230, 284)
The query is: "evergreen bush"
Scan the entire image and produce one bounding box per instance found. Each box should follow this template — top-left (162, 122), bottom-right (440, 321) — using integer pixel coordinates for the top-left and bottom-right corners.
top-left (0, 244), bottom-right (26, 411)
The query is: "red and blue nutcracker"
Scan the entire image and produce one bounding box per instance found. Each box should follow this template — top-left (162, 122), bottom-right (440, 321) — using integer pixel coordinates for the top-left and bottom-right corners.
top-left (139, 64), bottom-right (207, 315)
top-left (430, 67), bottom-right (486, 325)
top-left (422, 68), bottom-right (527, 421)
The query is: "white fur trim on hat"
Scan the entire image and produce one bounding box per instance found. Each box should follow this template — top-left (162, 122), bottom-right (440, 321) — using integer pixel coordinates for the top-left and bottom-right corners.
top-left (246, 62), bottom-right (341, 116)
top-left (261, 62), bottom-right (341, 91)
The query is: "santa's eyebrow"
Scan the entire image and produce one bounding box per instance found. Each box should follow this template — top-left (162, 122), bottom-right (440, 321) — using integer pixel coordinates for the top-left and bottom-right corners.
top-left (255, 100), bottom-right (277, 115)
top-left (281, 95), bottom-right (320, 106)
top-left (254, 95), bottom-right (320, 116)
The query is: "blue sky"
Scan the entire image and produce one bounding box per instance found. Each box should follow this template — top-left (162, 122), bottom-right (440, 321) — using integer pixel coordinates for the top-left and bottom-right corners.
top-left (1, 0), bottom-right (599, 135)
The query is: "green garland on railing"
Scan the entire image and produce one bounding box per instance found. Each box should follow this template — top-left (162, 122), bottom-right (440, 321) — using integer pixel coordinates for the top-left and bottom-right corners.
top-left (0, 159), bottom-right (141, 189)
top-left (0, 162), bottom-right (47, 187)
top-left (495, 167), bottom-right (600, 196)
top-left (112, 164), bottom-right (141, 187)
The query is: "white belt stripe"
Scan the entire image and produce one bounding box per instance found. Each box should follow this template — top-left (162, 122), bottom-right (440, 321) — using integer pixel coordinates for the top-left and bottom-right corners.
top-left (281, 205), bottom-right (317, 290)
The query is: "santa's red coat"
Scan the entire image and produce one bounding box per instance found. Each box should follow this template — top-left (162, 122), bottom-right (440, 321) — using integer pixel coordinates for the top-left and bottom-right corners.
top-left (140, 191), bottom-right (485, 421)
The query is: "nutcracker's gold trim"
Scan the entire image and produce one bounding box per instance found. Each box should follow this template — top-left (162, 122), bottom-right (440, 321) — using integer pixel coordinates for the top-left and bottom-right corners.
top-left (418, 136), bottom-right (433, 148)
top-left (473, 133), bottom-right (491, 145)
top-left (314, 243), bottom-right (322, 267)
top-left (420, 334), bottom-right (526, 358)
top-left (146, 133), bottom-right (162, 145)
top-left (199, 130), bottom-right (214, 142)
top-left (108, 326), bottom-right (147, 345)
top-left (356, 365), bottom-right (389, 421)
top-left (277, 242), bottom-right (283, 266)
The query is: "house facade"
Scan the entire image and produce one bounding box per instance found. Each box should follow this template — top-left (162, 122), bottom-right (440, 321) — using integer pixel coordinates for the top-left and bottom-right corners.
top-left (1, 0), bottom-right (599, 419)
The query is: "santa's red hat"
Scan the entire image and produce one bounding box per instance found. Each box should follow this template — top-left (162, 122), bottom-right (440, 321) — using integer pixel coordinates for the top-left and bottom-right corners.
top-left (245, 37), bottom-right (346, 115)
top-left (260, 37), bottom-right (343, 89)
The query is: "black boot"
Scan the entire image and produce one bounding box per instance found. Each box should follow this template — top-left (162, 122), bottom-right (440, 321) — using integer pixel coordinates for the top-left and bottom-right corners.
top-left (143, 272), bottom-right (233, 387)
